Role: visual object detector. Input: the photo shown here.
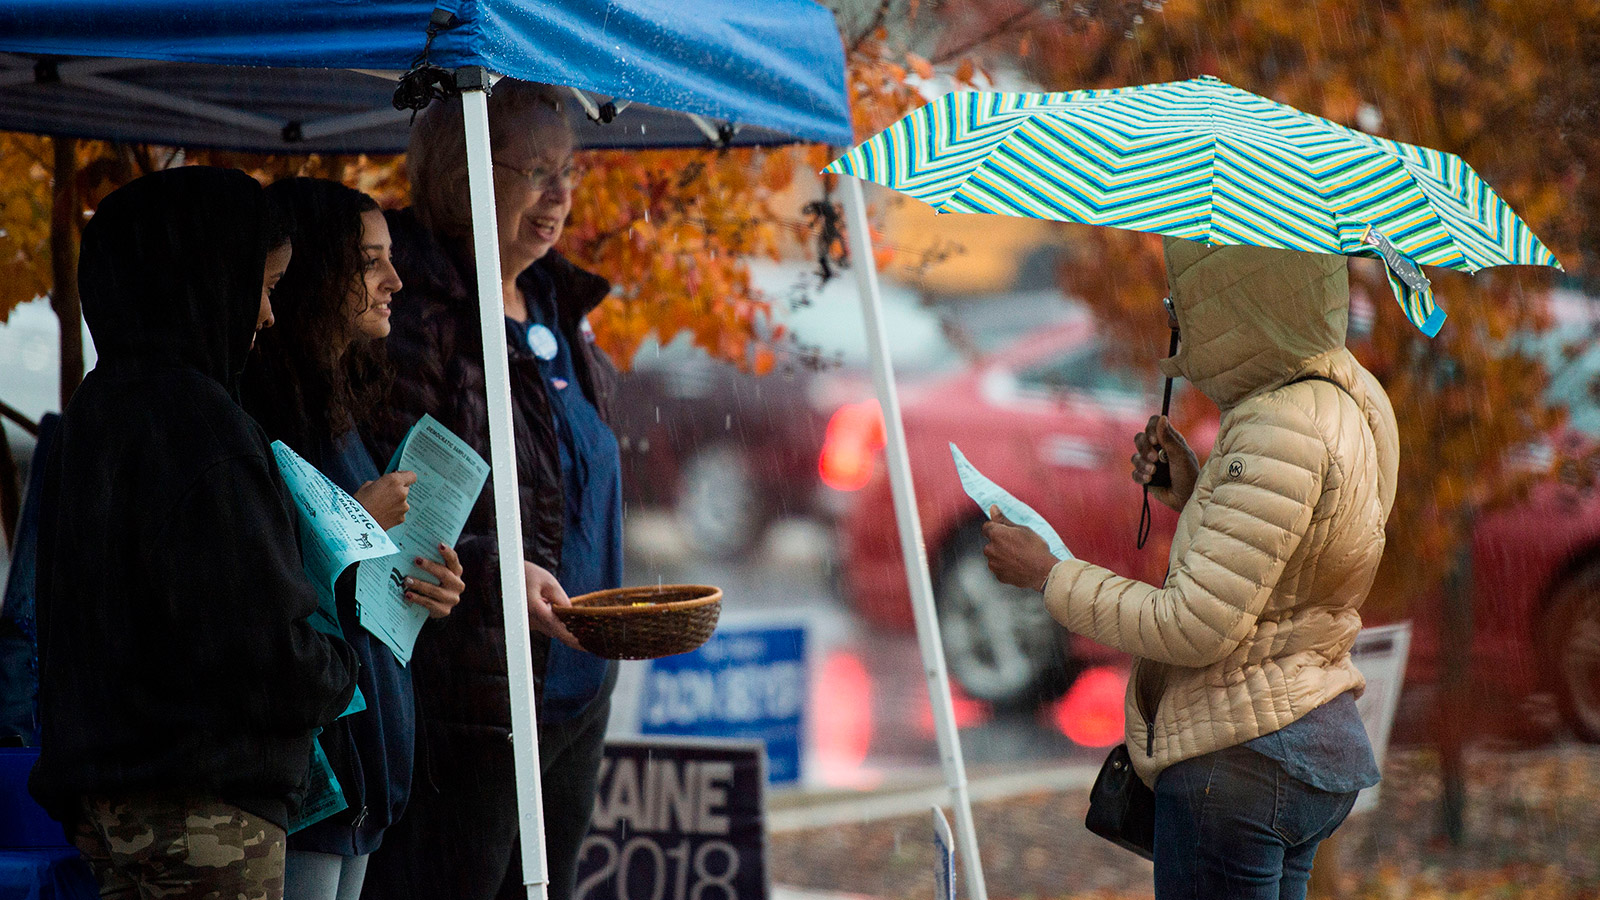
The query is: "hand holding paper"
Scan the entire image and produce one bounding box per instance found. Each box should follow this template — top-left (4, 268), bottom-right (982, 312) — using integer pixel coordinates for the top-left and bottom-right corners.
top-left (355, 415), bottom-right (490, 665)
top-left (951, 443), bottom-right (1072, 592)
top-left (355, 470), bottom-right (417, 531)
top-left (982, 507), bottom-right (1064, 592)
top-left (402, 543), bottom-right (465, 619)
top-left (950, 444), bottom-right (1071, 560)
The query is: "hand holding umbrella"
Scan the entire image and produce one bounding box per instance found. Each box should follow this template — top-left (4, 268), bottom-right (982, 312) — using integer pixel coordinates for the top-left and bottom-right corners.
top-left (1133, 415), bottom-right (1198, 512)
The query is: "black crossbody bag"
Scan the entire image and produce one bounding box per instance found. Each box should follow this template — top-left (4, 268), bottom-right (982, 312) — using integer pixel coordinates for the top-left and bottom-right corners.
top-left (1085, 742), bottom-right (1156, 859)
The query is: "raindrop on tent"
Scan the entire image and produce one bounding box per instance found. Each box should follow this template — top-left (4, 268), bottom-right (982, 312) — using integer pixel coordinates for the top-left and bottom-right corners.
top-left (1357, 103), bottom-right (1384, 133)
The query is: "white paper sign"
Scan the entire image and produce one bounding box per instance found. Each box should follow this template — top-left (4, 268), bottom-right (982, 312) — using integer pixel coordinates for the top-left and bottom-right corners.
top-left (932, 806), bottom-right (956, 900)
top-left (355, 415), bottom-right (490, 666)
top-left (1349, 621), bottom-right (1412, 814)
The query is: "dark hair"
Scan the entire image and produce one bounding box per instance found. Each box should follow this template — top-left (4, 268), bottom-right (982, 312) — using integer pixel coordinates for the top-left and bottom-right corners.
top-left (258, 193), bottom-right (293, 256)
top-left (244, 177), bottom-right (390, 453)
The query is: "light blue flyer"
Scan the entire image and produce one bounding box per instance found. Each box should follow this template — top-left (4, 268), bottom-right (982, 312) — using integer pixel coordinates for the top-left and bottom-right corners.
top-left (271, 441), bottom-right (395, 717)
top-left (271, 441), bottom-right (399, 609)
top-left (949, 443), bottom-right (1072, 561)
top-left (356, 415), bottom-right (489, 665)
top-left (286, 731), bottom-right (347, 834)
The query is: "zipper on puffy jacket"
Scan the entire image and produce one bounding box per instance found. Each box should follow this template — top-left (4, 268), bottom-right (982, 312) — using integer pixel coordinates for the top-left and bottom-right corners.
top-left (1132, 657), bottom-right (1165, 759)
top-left (351, 805), bottom-right (368, 829)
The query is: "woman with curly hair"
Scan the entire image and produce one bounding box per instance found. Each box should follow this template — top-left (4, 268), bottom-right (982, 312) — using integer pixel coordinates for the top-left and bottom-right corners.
top-left (241, 177), bottom-right (466, 900)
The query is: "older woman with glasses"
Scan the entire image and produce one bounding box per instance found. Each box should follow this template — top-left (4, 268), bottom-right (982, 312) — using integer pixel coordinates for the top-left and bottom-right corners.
top-left (359, 80), bottom-right (623, 900)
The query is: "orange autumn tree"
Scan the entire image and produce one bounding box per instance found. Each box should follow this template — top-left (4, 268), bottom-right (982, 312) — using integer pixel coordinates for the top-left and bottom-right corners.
top-left (0, 136), bottom-right (203, 406)
top-left (569, 22), bottom-right (935, 372)
top-left (935, 0), bottom-right (1597, 614)
top-left (0, 134), bottom-right (54, 324)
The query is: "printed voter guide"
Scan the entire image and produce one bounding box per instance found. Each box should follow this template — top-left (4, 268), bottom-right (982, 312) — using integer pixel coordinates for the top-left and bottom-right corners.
top-left (950, 443), bottom-right (1072, 561)
top-left (355, 414), bottom-right (490, 666)
top-left (287, 730), bottom-right (346, 835)
top-left (269, 441), bottom-right (397, 635)
top-left (270, 442), bottom-right (392, 831)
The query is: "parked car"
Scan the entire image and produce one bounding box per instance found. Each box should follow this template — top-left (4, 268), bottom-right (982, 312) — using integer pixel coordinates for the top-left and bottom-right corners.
top-left (1394, 289), bottom-right (1600, 743)
top-left (837, 298), bottom-right (1600, 744)
top-left (611, 260), bottom-right (1077, 557)
top-left (0, 299), bottom-right (92, 566)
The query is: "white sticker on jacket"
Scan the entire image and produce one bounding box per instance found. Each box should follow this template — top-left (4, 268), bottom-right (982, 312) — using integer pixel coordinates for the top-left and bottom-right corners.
top-left (526, 323), bottom-right (559, 361)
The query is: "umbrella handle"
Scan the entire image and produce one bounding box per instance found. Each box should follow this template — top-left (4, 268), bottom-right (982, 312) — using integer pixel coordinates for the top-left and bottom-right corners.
top-left (1146, 371), bottom-right (1177, 489)
top-left (1137, 325), bottom-right (1180, 549)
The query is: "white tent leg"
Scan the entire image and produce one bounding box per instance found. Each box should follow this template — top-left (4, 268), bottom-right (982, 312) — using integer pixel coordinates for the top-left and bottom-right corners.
top-left (462, 82), bottom-right (551, 900)
top-left (840, 177), bottom-right (987, 900)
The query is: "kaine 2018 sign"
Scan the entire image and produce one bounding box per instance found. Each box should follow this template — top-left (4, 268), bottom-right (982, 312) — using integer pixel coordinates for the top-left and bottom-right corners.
top-left (635, 623), bottom-right (807, 785)
top-left (577, 739), bottom-right (768, 900)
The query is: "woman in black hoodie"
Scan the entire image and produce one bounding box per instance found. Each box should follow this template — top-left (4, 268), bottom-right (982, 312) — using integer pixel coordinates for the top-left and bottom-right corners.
top-left (30, 166), bottom-right (358, 899)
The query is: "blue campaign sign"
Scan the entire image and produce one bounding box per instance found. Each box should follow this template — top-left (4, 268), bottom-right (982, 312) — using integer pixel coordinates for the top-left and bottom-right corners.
top-left (636, 623), bottom-right (807, 786)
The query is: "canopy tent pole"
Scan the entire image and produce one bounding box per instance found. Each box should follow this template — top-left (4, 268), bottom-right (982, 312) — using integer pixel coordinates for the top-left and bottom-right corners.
top-left (461, 71), bottom-right (552, 900)
top-left (839, 176), bottom-right (988, 900)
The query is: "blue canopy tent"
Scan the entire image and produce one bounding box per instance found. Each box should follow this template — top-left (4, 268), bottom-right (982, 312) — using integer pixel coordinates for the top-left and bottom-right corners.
top-left (0, 4), bottom-right (993, 900)
top-left (0, 0), bottom-right (852, 152)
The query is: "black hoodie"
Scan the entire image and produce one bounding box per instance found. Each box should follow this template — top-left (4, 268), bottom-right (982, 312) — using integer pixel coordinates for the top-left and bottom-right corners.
top-left (29, 167), bottom-right (358, 829)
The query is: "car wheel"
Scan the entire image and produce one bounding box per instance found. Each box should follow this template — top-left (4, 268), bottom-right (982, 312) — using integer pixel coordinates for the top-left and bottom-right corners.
top-left (675, 444), bottom-right (770, 559)
top-left (935, 523), bottom-right (1072, 711)
top-left (1544, 562), bottom-right (1600, 742)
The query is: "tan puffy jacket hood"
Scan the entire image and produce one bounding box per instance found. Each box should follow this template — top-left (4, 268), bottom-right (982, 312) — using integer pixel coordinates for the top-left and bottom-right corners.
top-left (1042, 238), bottom-right (1400, 786)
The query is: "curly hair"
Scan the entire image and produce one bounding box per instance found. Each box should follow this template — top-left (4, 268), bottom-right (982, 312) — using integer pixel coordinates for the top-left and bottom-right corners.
top-left (244, 177), bottom-right (392, 455)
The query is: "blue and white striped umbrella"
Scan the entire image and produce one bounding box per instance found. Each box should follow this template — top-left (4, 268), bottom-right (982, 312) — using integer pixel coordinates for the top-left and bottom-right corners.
top-left (825, 75), bottom-right (1562, 336)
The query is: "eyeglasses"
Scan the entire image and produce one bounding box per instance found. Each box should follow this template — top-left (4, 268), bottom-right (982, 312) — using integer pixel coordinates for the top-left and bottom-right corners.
top-left (492, 159), bottom-right (578, 192)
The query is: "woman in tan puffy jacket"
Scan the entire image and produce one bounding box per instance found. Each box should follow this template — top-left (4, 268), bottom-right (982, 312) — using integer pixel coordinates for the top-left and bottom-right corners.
top-left (984, 236), bottom-right (1399, 900)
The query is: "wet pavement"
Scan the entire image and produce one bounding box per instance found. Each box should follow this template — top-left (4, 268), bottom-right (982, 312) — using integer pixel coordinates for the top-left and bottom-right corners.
top-left (767, 743), bottom-right (1600, 900)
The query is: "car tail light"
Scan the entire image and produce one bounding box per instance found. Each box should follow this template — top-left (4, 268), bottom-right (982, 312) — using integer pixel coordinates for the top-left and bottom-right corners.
top-left (1051, 665), bottom-right (1127, 748)
top-left (814, 650), bottom-right (873, 782)
top-left (819, 400), bottom-right (886, 492)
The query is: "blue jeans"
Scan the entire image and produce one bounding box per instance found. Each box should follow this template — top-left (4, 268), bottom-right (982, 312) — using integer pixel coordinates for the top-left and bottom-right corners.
top-left (1153, 744), bottom-right (1358, 900)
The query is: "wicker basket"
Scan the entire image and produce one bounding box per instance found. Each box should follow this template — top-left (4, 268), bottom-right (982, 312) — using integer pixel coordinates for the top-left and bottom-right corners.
top-left (555, 584), bottom-right (722, 660)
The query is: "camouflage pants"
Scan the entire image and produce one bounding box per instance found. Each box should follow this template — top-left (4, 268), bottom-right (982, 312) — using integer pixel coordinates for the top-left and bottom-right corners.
top-left (70, 793), bottom-right (286, 900)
